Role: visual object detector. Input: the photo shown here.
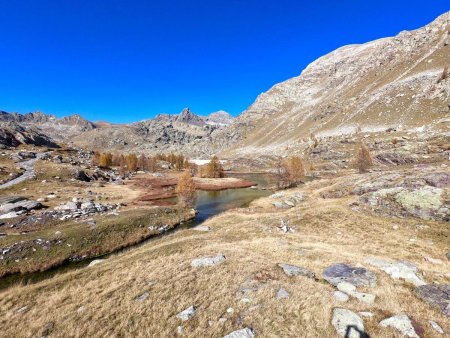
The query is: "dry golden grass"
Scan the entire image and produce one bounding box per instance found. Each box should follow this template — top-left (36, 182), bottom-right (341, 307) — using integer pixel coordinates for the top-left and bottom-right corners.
top-left (0, 172), bottom-right (448, 337)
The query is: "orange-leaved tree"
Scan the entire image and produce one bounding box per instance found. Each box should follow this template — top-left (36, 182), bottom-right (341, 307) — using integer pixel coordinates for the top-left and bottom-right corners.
top-left (355, 142), bottom-right (373, 173)
top-left (175, 171), bottom-right (196, 207)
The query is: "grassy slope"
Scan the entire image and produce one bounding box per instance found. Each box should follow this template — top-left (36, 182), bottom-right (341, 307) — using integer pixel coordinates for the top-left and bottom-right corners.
top-left (0, 172), bottom-right (448, 337)
top-left (0, 208), bottom-right (195, 277)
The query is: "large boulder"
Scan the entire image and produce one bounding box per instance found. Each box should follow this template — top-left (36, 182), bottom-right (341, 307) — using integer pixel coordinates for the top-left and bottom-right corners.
top-left (331, 308), bottom-right (366, 338)
top-left (414, 284), bottom-right (450, 317)
top-left (73, 169), bottom-right (91, 182)
top-left (278, 263), bottom-right (316, 279)
top-left (379, 315), bottom-right (420, 338)
top-left (323, 263), bottom-right (377, 287)
top-left (367, 258), bottom-right (426, 287)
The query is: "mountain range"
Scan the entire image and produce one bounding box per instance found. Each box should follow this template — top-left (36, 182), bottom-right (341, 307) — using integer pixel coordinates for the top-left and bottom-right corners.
top-left (1, 11), bottom-right (449, 156)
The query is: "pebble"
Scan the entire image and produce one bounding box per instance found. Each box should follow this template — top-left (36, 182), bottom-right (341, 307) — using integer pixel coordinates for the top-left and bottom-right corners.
top-left (176, 306), bottom-right (196, 321)
top-left (333, 291), bottom-right (349, 302)
top-left (222, 327), bottom-right (255, 338)
top-left (136, 292), bottom-right (149, 301)
top-left (276, 288), bottom-right (290, 299)
top-left (429, 320), bottom-right (444, 334)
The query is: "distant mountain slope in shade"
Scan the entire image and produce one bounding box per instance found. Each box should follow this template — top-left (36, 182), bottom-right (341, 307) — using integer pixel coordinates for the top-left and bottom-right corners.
top-left (0, 108), bottom-right (234, 153)
top-left (214, 11), bottom-right (450, 155)
top-left (0, 111), bottom-right (95, 142)
top-left (0, 121), bottom-right (59, 148)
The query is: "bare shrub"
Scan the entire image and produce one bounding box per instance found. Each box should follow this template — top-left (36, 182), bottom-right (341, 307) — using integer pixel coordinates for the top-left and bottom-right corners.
top-left (355, 142), bottom-right (373, 173)
top-left (437, 66), bottom-right (448, 83)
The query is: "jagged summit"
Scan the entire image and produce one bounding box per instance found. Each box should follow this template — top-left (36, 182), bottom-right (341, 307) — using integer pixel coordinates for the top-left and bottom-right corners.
top-left (176, 108), bottom-right (206, 126)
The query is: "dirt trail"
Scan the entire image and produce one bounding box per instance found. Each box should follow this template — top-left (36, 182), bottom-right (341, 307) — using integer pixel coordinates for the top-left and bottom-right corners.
top-left (0, 153), bottom-right (46, 189)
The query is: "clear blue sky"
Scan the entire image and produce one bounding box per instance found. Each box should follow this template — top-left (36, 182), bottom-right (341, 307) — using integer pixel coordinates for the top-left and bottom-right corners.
top-left (0, 1), bottom-right (448, 123)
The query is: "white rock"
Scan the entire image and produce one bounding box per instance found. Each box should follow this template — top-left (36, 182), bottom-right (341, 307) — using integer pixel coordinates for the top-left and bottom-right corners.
top-left (367, 258), bottom-right (426, 287)
top-left (88, 259), bottom-right (105, 267)
top-left (429, 320), bottom-right (444, 334)
top-left (337, 282), bottom-right (376, 305)
top-left (176, 306), bottom-right (196, 321)
top-left (379, 315), bottom-right (419, 338)
top-left (332, 308), bottom-right (365, 338)
top-left (136, 292), bottom-right (149, 301)
top-left (358, 312), bottom-right (374, 318)
top-left (191, 253), bottom-right (225, 268)
top-left (276, 288), bottom-right (290, 299)
top-left (424, 257), bottom-right (443, 265)
top-left (192, 225), bottom-right (211, 232)
top-left (0, 211), bottom-right (19, 219)
top-left (223, 327), bottom-right (255, 338)
top-left (334, 291), bottom-right (349, 302)
top-left (226, 307), bottom-right (234, 314)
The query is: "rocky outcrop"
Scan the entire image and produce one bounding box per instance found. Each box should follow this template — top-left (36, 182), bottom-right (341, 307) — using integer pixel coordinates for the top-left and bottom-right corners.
top-left (356, 171), bottom-right (450, 221)
top-left (362, 185), bottom-right (449, 221)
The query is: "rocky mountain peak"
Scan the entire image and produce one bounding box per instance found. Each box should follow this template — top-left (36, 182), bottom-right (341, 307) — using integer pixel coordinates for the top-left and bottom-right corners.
top-left (176, 108), bottom-right (205, 127)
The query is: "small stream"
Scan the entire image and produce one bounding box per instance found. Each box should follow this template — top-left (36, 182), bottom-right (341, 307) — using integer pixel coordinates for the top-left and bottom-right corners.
top-left (0, 173), bottom-right (274, 291)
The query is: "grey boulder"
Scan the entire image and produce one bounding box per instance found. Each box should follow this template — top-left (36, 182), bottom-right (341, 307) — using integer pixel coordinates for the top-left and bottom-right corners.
top-left (278, 263), bottom-right (316, 279)
top-left (331, 308), bottom-right (366, 338)
top-left (414, 284), bottom-right (450, 317)
top-left (323, 263), bottom-right (376, 287)
top-left (191, 253), bottom-right (225, 268)
top-left (379, 315), bottom-right (420, 338)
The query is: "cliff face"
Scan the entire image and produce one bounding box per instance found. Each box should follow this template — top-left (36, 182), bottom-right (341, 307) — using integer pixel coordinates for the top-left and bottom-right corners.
top-left (217, 11), bottom-right (450, 155)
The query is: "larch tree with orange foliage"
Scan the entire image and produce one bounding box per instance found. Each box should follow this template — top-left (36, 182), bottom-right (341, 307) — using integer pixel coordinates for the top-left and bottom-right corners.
top-left (175, 171), bottom-right (196, 207)
top-left (355, 142), bottom-right (373, 173)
